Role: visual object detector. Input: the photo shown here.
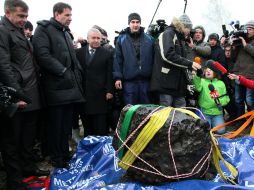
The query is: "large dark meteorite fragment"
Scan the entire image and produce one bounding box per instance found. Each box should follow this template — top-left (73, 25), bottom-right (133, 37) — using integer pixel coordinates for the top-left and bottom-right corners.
top-left (113, 105), bottom-right (212, 185)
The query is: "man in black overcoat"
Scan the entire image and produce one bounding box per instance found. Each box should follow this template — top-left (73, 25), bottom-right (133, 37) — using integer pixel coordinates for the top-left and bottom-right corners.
top-left (0, 0), bottom-right (49, 189)
top-left (32, 2), bottom-right (85, 168)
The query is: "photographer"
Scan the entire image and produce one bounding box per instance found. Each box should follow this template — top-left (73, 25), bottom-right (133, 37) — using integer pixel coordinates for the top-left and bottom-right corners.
top-left (186, 25), bottom-right (211, 63)
top-left (232, 20), bottom-right (254, 117)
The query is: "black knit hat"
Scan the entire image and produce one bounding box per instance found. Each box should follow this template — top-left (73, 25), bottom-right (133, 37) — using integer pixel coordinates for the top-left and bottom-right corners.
top-left (208, 33), bottom-right (219, 41)
top-left (128, 13), bottom-right (141, 24)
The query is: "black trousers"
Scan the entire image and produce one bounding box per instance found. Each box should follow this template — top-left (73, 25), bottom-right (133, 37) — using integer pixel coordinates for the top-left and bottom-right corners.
top-left (81, 113), bottom-right (108, 136)
top-left (47, 104), bottom-right (74, 163)
top-left (0, 110), bottom-right (39, 187)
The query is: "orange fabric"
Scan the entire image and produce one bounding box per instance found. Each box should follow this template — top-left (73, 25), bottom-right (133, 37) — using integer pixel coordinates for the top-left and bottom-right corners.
top-left (211, 110), bottom-right (254, 138)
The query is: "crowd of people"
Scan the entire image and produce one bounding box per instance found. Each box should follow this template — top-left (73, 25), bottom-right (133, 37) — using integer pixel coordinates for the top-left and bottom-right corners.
top-left (1, 0), bottom-right (254, 189)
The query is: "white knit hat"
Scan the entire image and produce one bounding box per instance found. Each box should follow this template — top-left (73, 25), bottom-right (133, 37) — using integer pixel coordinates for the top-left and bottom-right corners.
top-left (179, 14), bottom-right (193, 29)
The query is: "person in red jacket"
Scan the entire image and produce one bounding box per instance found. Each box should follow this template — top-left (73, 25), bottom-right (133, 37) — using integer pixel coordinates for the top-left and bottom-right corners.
top-left (228, 73), bottom-right (254, 89)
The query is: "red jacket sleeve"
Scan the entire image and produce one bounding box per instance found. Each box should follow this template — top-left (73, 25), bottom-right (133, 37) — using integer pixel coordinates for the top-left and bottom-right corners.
top-left (239, 75), bottom-right (254, 89)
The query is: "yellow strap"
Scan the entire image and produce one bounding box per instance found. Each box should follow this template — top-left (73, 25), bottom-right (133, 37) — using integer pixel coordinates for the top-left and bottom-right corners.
top-left (175, 108), bottom-right (200, 119)
top-left (119, 107), bottom-right (172, 170)
top-left (210, 131), bottom-right (238, 183)
top-left (210, 110), bottom-right (254, 183)
top-left (212, 147), bottom-right (237, 184)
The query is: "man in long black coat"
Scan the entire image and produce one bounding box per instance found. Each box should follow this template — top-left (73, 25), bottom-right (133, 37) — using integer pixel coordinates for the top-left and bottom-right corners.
top-left (76, 28), bottom-right (113, 136)
top-left (0, 0), bottom-right (48, 189)
top-left (32, 2), bottom-right (85, 168)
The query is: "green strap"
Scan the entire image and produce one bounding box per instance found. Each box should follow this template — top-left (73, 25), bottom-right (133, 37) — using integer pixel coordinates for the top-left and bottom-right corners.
top-left (118, 105), bottom-right (142, 159)
top-left (119, 107), bottom-right (171, 170)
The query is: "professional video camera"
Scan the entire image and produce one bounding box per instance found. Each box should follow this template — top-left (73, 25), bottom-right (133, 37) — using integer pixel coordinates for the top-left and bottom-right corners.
top-left (0, 86), bottom-right (31, 117)
top-left (222, 21), bottom-right (247, 47)
top-left (147, 19), bottom-right (168, 38)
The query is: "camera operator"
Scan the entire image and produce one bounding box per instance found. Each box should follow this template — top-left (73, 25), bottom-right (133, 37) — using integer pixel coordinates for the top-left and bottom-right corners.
top-left (232, 20), bottom-right (254, 117)
top-left (0, 0), bottom-right (49, 189)
top-left (186, 25), bottom-right (211, 63)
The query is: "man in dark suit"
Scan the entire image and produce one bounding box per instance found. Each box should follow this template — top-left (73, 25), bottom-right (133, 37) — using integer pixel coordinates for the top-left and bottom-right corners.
top-left (0, 0), bottom-right (49, 189)
top-left (76, 28), bottom-right (114, 136)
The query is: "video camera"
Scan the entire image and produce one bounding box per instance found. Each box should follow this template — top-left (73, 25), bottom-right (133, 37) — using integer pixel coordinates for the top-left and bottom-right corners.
top-left (147, 19), bottom-right (168, 38)
top-left (222, 21), bottom-right (247, 47)
top-left (0, 86), bottom-right (31, 117)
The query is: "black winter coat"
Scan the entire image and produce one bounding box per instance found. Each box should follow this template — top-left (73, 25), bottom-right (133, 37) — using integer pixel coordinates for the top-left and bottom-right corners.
top-left (32, 18), bottom-right (84, 106)
top-left (209, 45), bottom-right (227, 68)
top-left (0, 16), bottom-right (41, 111)
top-left (76, 45), bottom-right (113, 114)
top-left (150, 25), bottom-right (193, 97)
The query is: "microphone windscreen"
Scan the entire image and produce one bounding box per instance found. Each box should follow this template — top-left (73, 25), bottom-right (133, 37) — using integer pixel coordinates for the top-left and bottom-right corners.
top-left (194, 57), bottom-right (201, 64)
top-left (214, 61), bottom-right (228, 74)
top-left (208, 84), bottom-right (215, 92)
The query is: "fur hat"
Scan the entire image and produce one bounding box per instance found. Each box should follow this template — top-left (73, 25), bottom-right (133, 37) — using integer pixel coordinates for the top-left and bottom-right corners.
top-left (128, 13), bottom-right (141, 24)
top-left (178, 14), bottom-right (192, 29)
top-left (245, 20), bottom-right (254, 29)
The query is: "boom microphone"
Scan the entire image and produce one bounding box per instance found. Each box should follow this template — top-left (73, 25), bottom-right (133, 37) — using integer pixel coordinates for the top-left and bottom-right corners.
top-left (208, 84), bottom-right (222, 111)
top-left (205, 60), bottom-right (227, 75)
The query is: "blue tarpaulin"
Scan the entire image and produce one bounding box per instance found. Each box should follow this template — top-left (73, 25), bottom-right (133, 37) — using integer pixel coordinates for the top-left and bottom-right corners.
top-left (49, 136), bottom-right (254, 190)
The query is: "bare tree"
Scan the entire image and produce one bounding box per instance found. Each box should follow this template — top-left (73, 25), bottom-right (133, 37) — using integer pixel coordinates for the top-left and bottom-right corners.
top-left (203, 0), bottom-right (231, 38)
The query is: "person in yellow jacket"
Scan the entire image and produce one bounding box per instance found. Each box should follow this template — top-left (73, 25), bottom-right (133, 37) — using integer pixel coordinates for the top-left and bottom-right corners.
top-left (193, 60), bottom-right (230, 134)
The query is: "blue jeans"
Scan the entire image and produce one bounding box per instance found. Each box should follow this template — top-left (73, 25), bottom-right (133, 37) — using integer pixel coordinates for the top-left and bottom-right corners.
top-left (203, 113), bottom-right (225, 134)
top-left (235, 82), bottom-right (254, 117)
top-left (123, 80), bottom-right (150, 105)
top-left (159, 94), bottom-right (186, 108)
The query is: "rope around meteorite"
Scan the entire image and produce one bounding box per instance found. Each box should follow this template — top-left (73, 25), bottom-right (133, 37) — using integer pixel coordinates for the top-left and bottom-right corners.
top-left (115, 107), bottom-right (212, 180)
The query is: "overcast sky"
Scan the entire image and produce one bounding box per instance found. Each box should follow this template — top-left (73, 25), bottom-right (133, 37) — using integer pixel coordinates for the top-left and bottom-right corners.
top-left (1, 0), bottom-right (254, 44)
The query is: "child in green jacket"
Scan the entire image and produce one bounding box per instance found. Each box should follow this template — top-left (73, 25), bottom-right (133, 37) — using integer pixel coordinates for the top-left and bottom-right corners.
top-left (193, 60), bottom-right (230, 134)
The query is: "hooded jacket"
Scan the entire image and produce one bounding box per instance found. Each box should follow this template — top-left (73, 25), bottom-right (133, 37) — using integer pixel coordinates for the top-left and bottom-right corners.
top-left (113, 27), bottom-right (154, 81)
top-left (232, 36), bottom-right (254, 80)
top-left (150, 17), bottom-right (193, 97)
top-left (33, 18), bottom-right (84, 106)
top-left (186, 25), bottom-right (211, 63)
